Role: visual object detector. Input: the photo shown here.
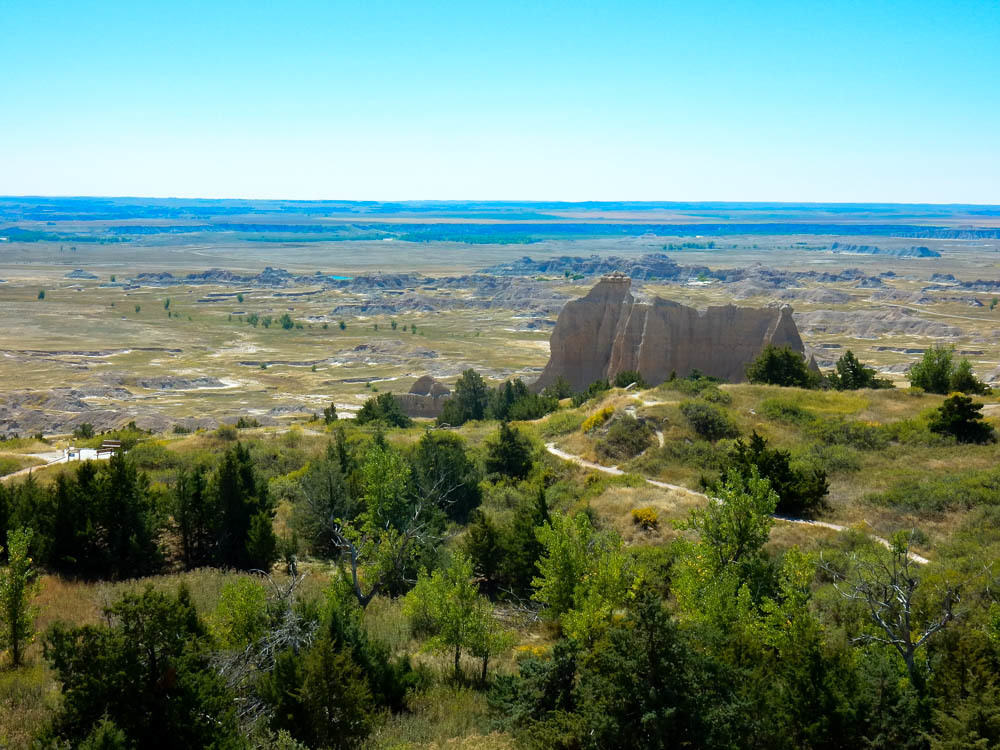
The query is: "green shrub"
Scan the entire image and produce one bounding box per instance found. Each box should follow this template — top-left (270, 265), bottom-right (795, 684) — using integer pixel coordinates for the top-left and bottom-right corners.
top-left (596, 414), bottom-right (654, 460)
top-left (659, 439), bottom-right (729, 470)
top-left (541, 376), bottom-right (573, 400)
top-left (484, 423), bottom-right (535, 480)
top-left (718, 431), bottom-right (829, 517)
top-left (215, 423), bottom-right (238, 441)
top-left (571, 379), bottom-right (611, 407)
top-left (613, 370), bottom-right (647, 389)
top-left (126, 441), bottom-right (178, 471)
top-left (699, 386), bottom-right (733, 405)
top-left (868, 466), bottom-right (1000, 512)
top-left (746, 345), bottom-right (820, 388)
top-left (795, 443), bottom-right (862, 474)
top-left (538, 409), bottom-right (585, 437)
top-left (882, 415), bottom-right (945, 446)
top-left (356, 392), bottom-right (413, 428)
top-left (950, 359), bottom-right (991, 395)
top-left (760, 398), bottom-right (817, 425)
top-left (828, 350), bottom-right (894, 390)
top-left (666, 373), bottom-right (723, 397)
top-left (929, 394), bottom-right (996, 444)
top-left (679, 401), bottom-right (740, 441)
top-left (807, 418), bottom-right (888, 451)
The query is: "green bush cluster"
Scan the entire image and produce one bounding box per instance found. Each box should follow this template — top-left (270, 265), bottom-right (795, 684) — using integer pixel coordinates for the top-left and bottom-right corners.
top-left (746, 345), bottom-right (821, 388)
top-left (439, 370), bottom-right (558, 426)
top-left (679, 401), bottom-right (740, 441)
top-left (595, 414), bottom-right (654, 460)
top-left (713, 431), bottom-right (829, 517)
top-left (571, 378), bottom-right (611, 407)
top-left (356, 392), bottom-right (413, 428)
top-left (909, 345), bottom-right (991, 395)
top-left (759, 397), bottom-right (817, 425)
top-left (806, 417), bottom-right (889, 451)
top-left (868, 465), bottom-right (1000, 512)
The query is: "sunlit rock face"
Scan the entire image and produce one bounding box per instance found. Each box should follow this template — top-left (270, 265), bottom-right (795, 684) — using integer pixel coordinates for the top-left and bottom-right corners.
top-left (397, 375), bottom-right (451, 418)
top-left (534, 275), bottom-right (806, 391)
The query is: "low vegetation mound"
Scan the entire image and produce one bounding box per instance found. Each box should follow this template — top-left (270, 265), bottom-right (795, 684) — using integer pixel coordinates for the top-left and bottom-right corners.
top-left (595, 414), bottom-right (654, 461)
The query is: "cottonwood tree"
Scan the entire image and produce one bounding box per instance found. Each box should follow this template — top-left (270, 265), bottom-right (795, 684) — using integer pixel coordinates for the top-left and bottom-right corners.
top-left (532, 512), bottom-right (634, 642)
top-left (826, 532), bottom-right (961, 690)
top-left (0, 527), bottom-right (39, 667)
top-left (404, 554), bottom-right (512, 680)
top-left (909, 345), bottom-right (954, 394)
top-left (328, 444), bottom-right (441, 607)
top-left (672, 468), bottom-right (779, 624)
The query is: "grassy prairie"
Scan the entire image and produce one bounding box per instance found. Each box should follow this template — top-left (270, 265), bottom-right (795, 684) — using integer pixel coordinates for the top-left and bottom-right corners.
top-left (4, 232), bottom-right (1000, 434)
top-left (537, 381), bottom-right (1000, 552)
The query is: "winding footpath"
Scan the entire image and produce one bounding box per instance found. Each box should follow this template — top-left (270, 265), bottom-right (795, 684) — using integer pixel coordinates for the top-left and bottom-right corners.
top-left (544, 441), bottom-right (930, 564)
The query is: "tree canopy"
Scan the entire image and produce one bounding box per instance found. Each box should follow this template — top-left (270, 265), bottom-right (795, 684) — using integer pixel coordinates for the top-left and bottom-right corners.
top-left (746, 345), bottom-right (820, 388)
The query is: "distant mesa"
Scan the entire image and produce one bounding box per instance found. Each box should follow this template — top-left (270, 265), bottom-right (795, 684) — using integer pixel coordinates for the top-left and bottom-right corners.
top-left (828, 243), bottom-right (941, 258)
top-left (479, 253), bottom-right (709, 280)
top-left (534, 276), bottom-right (807, 392)
top-left (396, 376), bottom-right (452, 419)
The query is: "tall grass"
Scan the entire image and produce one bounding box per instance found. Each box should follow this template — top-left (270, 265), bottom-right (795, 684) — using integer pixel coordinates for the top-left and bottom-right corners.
top-left (362, 685), bottom-right (509, 750)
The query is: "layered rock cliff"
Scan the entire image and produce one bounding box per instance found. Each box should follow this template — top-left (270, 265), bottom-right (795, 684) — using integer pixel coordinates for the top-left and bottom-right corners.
top-left (396, 375), bottom-right (451, 419)
top-left (534, 275), bottom-right (807, 391)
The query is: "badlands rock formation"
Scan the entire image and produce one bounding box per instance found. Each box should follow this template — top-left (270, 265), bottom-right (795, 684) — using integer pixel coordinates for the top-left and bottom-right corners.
top-left (534, 274), bottom-right (807, 391)
top-left (396, 375), bottom-right (451, 419)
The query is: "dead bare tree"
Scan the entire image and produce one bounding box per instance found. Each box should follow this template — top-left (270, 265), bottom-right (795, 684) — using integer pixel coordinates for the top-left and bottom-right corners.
top-left (824, 534), bottom-right (961, 688)
top-left (214, 572), bottom-right (318, 732)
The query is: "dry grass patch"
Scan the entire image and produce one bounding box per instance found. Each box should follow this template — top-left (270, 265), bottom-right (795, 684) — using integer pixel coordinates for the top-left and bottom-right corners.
top-left (363, 685), bottom-right (512, 750)
top-left (36, 575), bottom-right (103, 633)
top-left (590, 484), bottom-right (704, 545)
top-left (766, 520), bottom-right (841, 554)
top-left (0, 662), bottom-right (58, 750)
top-left (0, 454), bottom-right (46, 476)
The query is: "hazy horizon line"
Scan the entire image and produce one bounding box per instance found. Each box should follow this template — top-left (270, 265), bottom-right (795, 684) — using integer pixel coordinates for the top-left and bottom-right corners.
top-left (3, 194), bottom-right (1000, 210)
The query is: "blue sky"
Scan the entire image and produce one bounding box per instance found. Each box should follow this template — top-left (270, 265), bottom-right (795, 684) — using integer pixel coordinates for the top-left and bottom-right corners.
top-left (2, 1), bottom-right (998, 202)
